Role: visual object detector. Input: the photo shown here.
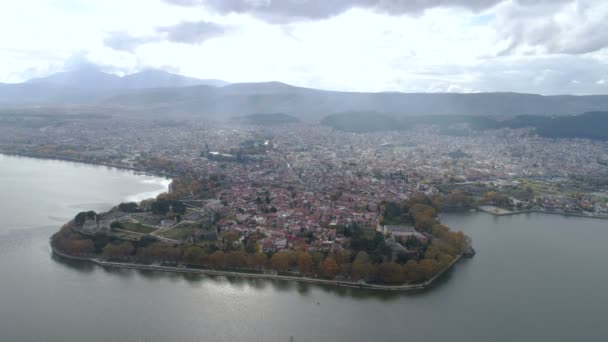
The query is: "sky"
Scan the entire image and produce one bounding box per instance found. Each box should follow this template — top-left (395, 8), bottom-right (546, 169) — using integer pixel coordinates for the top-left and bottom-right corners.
top-left (1, 0), bottom-right (608, 94)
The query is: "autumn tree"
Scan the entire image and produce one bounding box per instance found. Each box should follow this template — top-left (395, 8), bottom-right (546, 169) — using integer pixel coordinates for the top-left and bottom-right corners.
top-left (336, 249), bottom-right (352, 265)
top-left (378, 262), bottom-right (406, 284)
top-left (321, 257), bottom-right (339, 279)
top-left (225, 250), bottom-right (247, 268)
top-left (414, 215), bottom-right (435, 233)
top-left (209, 250), bottom-right (225, 268)
top-left (296, 252), bottom-right (313, 275)
top-left (60, 238), bottom-right (95, 255)
top-left (351, 252), bottom-right (373, 281)
top-left (271, 252), bottom-right (290, 272)
top-left (102, 241), bottom-right (134, 260)
top-left (247, 252), bottom-right (268, 270)
top-left (418, 259), bottom-right (435, 280)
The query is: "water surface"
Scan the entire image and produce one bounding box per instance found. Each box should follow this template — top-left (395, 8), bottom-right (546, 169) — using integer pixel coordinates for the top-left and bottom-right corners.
top-left (1, 154), bottom-right (606, 341)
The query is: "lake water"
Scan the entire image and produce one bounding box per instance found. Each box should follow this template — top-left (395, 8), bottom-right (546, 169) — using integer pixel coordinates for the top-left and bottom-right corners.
top-left (1, 154), bottom-right (607, 342)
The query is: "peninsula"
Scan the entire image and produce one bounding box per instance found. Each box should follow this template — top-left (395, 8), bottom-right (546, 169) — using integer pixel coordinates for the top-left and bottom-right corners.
top-left (51, 190), bottom-right (472, 289)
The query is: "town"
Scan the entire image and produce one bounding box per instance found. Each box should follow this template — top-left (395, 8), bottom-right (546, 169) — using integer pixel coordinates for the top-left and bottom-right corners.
top-left (3, 114), bottom-right (608, 285)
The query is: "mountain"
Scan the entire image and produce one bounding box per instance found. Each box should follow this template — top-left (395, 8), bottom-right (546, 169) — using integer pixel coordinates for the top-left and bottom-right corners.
top-left (26, 68), bottom-right (122, 89)
top-left (0, 69), bottom-right (229, 105)
top-left (24, 68), bottom-right (229, 90)
top-left (2, 74), bottom-right (608, 120)
top-left (120, 70), bottom-right (228, 89)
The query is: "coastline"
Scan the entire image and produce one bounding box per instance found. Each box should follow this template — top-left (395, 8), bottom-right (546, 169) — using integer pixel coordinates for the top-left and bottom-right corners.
top-left (477, 206), bottom-right (608, 220)
top-left (0, 151), bottom-right (175, 179)
top-left (51, 246), bottom-right (464, 292)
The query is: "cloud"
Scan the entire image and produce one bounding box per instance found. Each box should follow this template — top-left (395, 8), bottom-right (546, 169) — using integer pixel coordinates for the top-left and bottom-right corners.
top-left (103, 21), bottom-right (227, 51)
top-left (494, 0), bottom-right (608, 55)
top-left (104, 32), bottom-right (158, 52)
top-left (460, 55), bottom-right (608, 95)
top-left (157, 21), bottom-right (226, 44)
top-left (162, 0), bottom-right (608, 55)
top-left (162, 0), bottom-right (507, 23)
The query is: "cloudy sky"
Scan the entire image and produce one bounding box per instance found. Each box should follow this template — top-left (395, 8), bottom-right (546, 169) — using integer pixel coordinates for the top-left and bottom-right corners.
top-left (1, 0), bottom-right (608, 94)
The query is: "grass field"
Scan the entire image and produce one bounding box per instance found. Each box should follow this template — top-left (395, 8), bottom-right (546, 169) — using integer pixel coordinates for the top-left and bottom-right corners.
top-left (158, 223), bottom-right (200, 240)
top-left (119, 221), bottom-right (158, 234)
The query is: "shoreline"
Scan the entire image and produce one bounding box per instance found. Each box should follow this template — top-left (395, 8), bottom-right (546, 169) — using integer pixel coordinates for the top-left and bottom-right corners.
top-left (51, 246), bottom-right (464, 292)
top-left (0, 151), bottom-right (175, 179)
top-left (477, 206), bottom-right (608, 220)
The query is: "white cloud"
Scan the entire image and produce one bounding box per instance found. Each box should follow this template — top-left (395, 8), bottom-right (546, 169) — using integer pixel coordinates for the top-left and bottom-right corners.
top-left (0, 0), bottom-right (608, 95)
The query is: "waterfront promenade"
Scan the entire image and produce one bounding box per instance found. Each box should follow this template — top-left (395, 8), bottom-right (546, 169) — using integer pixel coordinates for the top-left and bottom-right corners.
top-left (52, 246), bottom-right (463, 292)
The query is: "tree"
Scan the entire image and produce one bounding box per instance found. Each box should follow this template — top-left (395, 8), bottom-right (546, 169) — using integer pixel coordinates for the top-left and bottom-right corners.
top-left (354, 251), bottom-right (370, 263)
top-left (403, 260), bottom-right (423, 283)
top-left (296, 252), bottom-right (313, 275)
top-left (410, 203), bottom-right (437, 220)
top-left (414, 215), bottom-right (435, 233)
top-left (221, 231), bottom-right (240, 246)
top-left (118, 202), bottom-right (139, 213)
top-left (336, 249), bottom-right (352, 265)
top-left (271, 252), bottom-right (290, 272)
top-left (247, 252), bottom-right (268, 270)
top-left (351, 259), bottom-right (372, 281)
top-left (74, 211), bottom-right (96, 225)
top-left (60, 238), bottom-right (95, 255)
top-left (225, 250), bottom-right (247, 268)
top-left (321, 257), bottom-right (339, 278)
top-left (183, 246), bottom-right (205, 265)
top-left (102, 241), bottom-right (134, 259)
top-left (209, 250), bottom-right (225, 268)
top-left (431, 224), bottom-right (450, 239)
top-left (245, 238), bottom-right (258, 253)
top-left (378, 262), bottom-right (406, 284)
top-left (418, 259), bottom-right (435, 280)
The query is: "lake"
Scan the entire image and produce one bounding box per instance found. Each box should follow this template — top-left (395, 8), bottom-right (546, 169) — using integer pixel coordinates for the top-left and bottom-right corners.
top-left (1, 154), bottom-right (607, 341)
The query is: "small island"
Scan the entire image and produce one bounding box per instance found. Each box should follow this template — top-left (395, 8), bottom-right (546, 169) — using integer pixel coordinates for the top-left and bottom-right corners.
top-left (51, 186), bottom-right (473, 290)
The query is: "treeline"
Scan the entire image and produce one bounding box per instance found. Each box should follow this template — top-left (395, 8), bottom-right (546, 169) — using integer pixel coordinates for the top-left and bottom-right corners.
top-left (238, 113), bottom-right (299, 125)
top-left (321, 111), bottom-right (608, 141)
top-left (52, 226), bottom-right (456, 284)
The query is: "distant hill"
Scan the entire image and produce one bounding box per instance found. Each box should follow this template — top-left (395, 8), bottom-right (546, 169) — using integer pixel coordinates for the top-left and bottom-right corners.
top-left (501, 112), bottom-right (608, 140)
top-left (236, 113), bottom-right (300, 125)
top-left (321, 111), bottom-right (608, 140)
top-left (102, 87), bottom-right (608, 120)
top-left (3, 74), bottom-right (608, 120)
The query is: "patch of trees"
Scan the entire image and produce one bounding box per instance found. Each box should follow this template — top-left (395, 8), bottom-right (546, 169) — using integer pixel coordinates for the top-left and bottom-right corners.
top-left (118, 202), bottom-right (140, 213)
top-left (321, 112), bottom-right (404, 133)
top-left (74, 211), bottom-right (96, 225)
top-left (433, 191), bottom-right (476, 210)
top-left (349, 226), bottom-right (392, 263)
top-left (239, 113), bottom-right (299, 125)
top-left (150, 199), bottom-right (186, 215)
top-left (51, 225), bottom-right (95, 255)
top-left (479, 191), bottom-right (511, 207)
top-left (490, 112), bottom-right (608, 141)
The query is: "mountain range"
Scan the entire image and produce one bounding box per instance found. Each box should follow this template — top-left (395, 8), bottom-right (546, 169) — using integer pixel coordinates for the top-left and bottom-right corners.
top-left (2, 69), bottom-right (608, 121)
